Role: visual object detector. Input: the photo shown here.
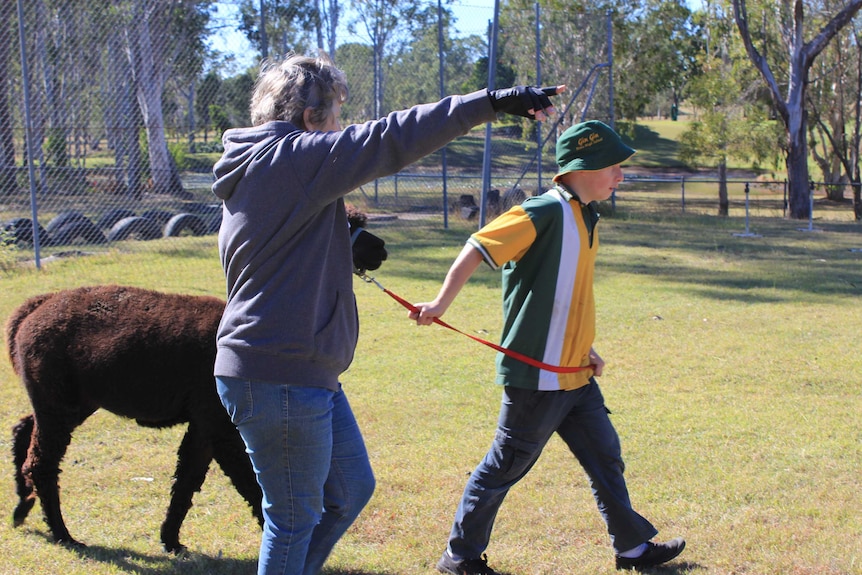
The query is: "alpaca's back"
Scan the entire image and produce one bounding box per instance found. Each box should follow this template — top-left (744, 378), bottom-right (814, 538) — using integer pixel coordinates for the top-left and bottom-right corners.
top-left (11, 285), bottom-right (225, 423)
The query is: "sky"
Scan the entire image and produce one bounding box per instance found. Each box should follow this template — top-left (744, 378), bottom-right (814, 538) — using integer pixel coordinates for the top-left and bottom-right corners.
top-left (208, 0), bottom-right (501, 73)
top-left (209, 0), bottom-right (703, 73)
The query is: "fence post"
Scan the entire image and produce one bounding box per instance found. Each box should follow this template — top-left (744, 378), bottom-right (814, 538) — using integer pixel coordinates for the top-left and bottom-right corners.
top-left (733, 182), bottom-right (760, 238)
top-left (680, 176), bottom-right (685, 213)
top-left (535, 1), bottom-right (543, 192)
top-left (798, 180), bottom-right (821, 233)
top-left (437, 0), bottom-right (449, 229)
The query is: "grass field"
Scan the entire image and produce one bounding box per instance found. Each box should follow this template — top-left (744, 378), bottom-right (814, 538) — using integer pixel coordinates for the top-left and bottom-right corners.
top-left (0, 212), bottom-right (860, 575)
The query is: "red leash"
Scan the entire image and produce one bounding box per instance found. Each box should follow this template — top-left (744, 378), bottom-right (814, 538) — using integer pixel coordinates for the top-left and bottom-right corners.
top-left (358, 273), bottom-right (595, 374)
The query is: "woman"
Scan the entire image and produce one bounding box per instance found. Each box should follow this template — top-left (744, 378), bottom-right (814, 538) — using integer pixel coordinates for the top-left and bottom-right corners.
top-left (212, 51), bottom-right (561, 575)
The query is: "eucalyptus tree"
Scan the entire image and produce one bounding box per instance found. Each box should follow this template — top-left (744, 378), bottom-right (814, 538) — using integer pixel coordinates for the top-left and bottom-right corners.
top-left (385, 4), bottom-right (482, 111)
top-left (500, 0), bottom-right (612, 129)
top-left (348, 0), bottom-right (426, 117)
top-left (612, 0), bottom-right (700, 122)
top-left (237, 0), bottom-right (318, 61)
top-left (335, 42), bottom-right (375, 123)
top-left (680, 2), bottom-right (781, 215)
top-left (0, 1), bottom-right (17, 196)
top-left (806, 7), bottom-right (862, 219)
top-left (732, 0), bottom-right (862, 219)
top-left (119, 0), bottom-right (212, 197)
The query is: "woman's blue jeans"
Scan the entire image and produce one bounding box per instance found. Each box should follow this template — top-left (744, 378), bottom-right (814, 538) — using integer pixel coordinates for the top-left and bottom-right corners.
top-left (446, 379), bottom-right (658, 559)
top-left (216, 377), bottom-right (375, 575)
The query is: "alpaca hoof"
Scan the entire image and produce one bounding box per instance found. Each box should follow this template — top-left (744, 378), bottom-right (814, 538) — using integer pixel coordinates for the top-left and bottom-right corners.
top-left (12, 499), bottom-right (35, 526)
top-left (164, 542), bottom-right (187, 555)
top-left (57, 537), bottom-right (86, 549)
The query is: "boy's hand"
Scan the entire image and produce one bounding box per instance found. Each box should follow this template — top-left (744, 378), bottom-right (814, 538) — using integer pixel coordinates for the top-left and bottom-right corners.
top-left (408, 301), bottom-right (445, 326)
top-left (589, 349), bottom-right (605, 377)
top-left (487, 85), bottom-right (566, 121)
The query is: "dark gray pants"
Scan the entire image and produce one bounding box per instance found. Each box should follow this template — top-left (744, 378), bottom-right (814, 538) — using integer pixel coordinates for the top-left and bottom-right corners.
top-left (446, 379), bottom-right (658, 559)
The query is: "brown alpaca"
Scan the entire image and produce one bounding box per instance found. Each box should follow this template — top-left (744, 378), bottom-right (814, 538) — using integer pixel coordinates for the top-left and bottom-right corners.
top-left (7, 285), bottom-right (263, 552)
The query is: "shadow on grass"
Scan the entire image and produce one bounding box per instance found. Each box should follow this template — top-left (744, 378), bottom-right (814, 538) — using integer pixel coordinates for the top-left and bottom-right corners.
top-left (320, 571), bottom-right (401, 575)
top-left (595, 215), bottom-right (862, 300)
top-left (627, 560), bottom-right (703, 573)
top-left (65, 543), bottom-right (257, 575)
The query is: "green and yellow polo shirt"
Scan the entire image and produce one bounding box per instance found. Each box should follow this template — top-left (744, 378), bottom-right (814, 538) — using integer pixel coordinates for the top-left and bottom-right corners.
top-left (467, 185), bottom-right (598, 391)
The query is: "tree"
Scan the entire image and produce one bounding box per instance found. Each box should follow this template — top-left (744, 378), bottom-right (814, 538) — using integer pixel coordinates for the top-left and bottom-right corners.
top-left (196, 71), bottom-right (222, 143)
top-left (613, 0), bottom-right (700, 121)
top-left (680, 1), bottom-right (781, 216)
top-left (806, 12), bottom-right (862, 219)
top-left (732, 0), bottom-right (862, 219)
top-left (348, 0), bottom-right (424, 117)
top-left (238, 0), bottom-right (319, 61)
top-left (501, 1), bottom-right (613, 126)
top-left (0, 1), bottom-right (16, 197)
top-left (336, 42), bottom-right (375, 123)
top-left (315, 0), bottom-right (342, 57)
top-left (117, 0), bottom-right (212, 198)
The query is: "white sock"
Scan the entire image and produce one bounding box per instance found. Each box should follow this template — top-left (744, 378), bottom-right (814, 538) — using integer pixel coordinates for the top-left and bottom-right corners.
top-left (618, 543), bottom-right (648, 558)
top-left (446, 548), bottom-right (464, 562)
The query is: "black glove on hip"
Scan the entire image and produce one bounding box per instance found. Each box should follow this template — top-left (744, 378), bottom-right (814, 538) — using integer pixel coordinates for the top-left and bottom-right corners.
top-left (487, 86), bottom-right (558, 118)
top-left (350, 227), bottom-right (388, 273)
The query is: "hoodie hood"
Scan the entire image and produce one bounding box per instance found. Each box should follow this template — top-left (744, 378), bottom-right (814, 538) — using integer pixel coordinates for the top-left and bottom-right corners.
top-left (212, 122), bottom-right (298, 201)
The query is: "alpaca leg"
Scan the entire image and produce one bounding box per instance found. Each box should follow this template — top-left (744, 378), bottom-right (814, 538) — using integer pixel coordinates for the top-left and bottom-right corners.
top-left (211, 427), bottom-right (264, 527)
top-left (161, 424), bottom-right (213, 553)
top-left (11, 415), bottom-right (36, 526)
top-left (25, 413), bottom-right (83, 547)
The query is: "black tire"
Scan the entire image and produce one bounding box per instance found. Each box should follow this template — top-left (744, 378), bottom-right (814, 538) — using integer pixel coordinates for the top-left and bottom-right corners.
top-left (97, 208), bottom-right (137, 230)
top-left (140, 209), bottom-right (174, 228)
top-left (49, 219), bottom-right (108, 246)
top-left (164, 213), bottom-right (207, 237)
top-left (107, 216), bottom-right (163, 242)
top-left (46, 211), bottom-right (91, 235)
top-left (2, 217), bottom-right (49, 247)
top-left (200, 205), bottom-right (222, 234)
top-left (206, 213), bottom-right (222, 234)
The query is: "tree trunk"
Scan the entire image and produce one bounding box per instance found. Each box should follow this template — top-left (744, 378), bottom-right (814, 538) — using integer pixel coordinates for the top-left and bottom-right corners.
top-left (0, 9), bottom-right (16, 197)
top-left (129, 2), bottom-right (186, 198)
top-left (854, 181), bottom-right (862, 220)
top-left (785, 108), bottom-right (811, 219)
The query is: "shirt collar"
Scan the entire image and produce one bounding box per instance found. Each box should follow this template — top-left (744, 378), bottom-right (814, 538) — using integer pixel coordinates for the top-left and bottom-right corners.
top-left (552, 183), bottom-right (600, 241)
top-left (553, 182), bottom-right (583, 205)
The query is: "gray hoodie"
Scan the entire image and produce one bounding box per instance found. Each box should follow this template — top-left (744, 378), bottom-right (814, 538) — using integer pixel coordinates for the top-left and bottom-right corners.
top-left (211, 89), bottom-right (496, 390)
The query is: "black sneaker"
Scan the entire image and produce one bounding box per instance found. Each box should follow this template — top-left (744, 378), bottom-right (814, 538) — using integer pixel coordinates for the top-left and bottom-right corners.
top-left (615, 538), bottom-right (686, 570)
top-left (437, 551), bottom-right (500, 575)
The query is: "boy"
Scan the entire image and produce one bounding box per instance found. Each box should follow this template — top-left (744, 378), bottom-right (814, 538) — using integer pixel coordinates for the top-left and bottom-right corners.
top-left (410, 121), bottom-right (686, 574)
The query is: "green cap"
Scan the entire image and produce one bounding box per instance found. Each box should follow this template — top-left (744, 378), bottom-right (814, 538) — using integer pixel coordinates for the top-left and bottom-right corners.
top-left (553, 120), bottom-right (636, 181)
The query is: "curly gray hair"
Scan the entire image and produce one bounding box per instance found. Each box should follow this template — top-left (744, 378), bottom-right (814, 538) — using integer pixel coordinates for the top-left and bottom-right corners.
top-left (250, 52), bottom-right (348, 128)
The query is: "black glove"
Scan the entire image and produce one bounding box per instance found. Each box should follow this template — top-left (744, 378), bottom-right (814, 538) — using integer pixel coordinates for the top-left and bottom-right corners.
top-left (487, 86), bottom-right (558, 118)
top-left (350, 226), bottom-right (387, 273)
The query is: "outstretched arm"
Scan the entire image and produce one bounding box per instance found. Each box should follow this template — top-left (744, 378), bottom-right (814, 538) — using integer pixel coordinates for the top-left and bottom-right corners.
top-left (409, 243), bottom-right (484, 326)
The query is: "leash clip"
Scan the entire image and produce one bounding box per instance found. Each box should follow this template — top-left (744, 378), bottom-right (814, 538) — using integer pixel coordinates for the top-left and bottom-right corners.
top-left (354, 269), bottom-right (385, 291)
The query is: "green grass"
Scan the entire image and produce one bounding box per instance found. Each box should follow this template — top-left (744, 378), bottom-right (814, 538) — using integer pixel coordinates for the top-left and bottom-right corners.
top-left (1, 215), bottom-right (861, 574)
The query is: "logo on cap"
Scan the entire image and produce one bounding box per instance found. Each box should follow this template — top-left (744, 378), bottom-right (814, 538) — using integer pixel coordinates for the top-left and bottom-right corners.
top-left (576, 132), bottom-right (603, 151)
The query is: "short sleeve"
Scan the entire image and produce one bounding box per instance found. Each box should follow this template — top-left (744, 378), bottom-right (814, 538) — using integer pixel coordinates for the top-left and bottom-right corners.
top-left (467, 205), bottom-right (537, 270)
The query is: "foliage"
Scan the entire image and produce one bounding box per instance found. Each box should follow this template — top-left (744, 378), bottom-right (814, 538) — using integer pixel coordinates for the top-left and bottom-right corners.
top-left (613, 0), bottom-right (701, 120)
top-left (730, 0), bottom-right (862, 219)
top-left (384, 8), bottom-right (484, 111)
top-left (237, 0), bottom-right (317, 59)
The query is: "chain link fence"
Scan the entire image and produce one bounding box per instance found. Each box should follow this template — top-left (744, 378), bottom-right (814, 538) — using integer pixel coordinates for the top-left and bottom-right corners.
top-left (0, 1), bottom-right (622, 274)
